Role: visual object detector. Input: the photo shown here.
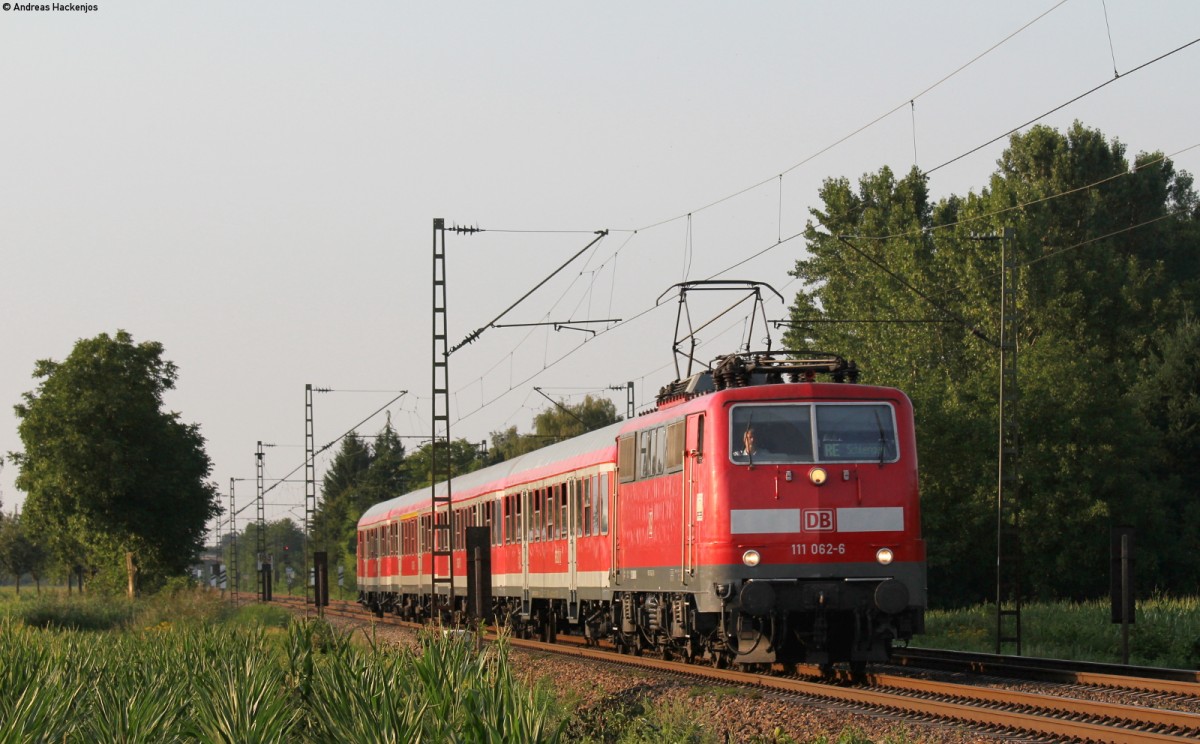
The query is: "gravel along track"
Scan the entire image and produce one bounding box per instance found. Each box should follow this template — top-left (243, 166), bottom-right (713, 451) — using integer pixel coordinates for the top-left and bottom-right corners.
top-left (313, 611), bottom-right (1002, 743)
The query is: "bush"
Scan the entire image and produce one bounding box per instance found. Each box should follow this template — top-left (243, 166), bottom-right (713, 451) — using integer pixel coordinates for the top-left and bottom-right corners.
top-left (8, 595), bottom-right (136, 631)
top-left (921, 595), bottom-right (1200, 667)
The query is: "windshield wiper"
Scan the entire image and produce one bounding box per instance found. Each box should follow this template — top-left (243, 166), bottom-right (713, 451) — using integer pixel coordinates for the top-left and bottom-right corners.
top-left (873, 408), bottom-right (889, 466)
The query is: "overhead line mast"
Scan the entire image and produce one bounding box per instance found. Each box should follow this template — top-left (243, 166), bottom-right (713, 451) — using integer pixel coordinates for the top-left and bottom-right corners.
top-left (431, 220), bottom-right (481, 618)
top-left (429, 220), bottom-right (608, 620)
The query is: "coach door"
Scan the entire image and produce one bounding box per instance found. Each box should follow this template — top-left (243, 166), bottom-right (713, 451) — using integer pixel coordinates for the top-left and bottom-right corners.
top-left (614, 434), bottom-right (635, 585)
top-left (567, 477), bottom-right (579, 620)
top-left (520, 489), bottom-right (531, 616)
top-left (682, 413), bottom-right (705, 584)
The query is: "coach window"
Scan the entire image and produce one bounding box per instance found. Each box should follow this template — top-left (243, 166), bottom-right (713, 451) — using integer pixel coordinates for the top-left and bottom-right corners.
top-left (618, 434), bottom-right (636, 483)
top-left (558, 483), bottom-right (569, 538)
top-left (516, 494), bottom-right (525, 543)
top-left (581, 478), bottom-right (592, 537)
top-left (576, 480), bottom-right (585, 537)
top-left (568, 480), bottom-right (579, 537)
top-left (599, 472), bottom-right (610, 534)
top-left (537, 489), bottom-right (546, 542)
top-left (493, 499), bottom-right (502, 546)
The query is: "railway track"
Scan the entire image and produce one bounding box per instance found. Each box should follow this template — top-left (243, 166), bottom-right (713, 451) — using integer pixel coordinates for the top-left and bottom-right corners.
top-left (272, 596), bottom-right (1200, 742)
top-left (893, 646), bottom-right (1200, 697)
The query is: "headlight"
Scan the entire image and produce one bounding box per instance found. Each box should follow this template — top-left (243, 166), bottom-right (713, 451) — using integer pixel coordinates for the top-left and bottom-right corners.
top-left (876, 548), bottom-right (894, 565)
top-left (742, 550), bottom-right (761, 567)
top-left (809, 467), bottom-right (828, 486)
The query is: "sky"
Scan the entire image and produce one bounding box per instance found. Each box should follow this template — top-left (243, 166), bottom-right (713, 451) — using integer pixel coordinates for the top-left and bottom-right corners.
top-left (2, 1), bottom-right (1198, 538)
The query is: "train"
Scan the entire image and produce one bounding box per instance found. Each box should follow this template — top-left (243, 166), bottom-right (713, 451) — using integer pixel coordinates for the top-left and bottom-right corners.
top-left (357, 351), bottom-right (926, 668)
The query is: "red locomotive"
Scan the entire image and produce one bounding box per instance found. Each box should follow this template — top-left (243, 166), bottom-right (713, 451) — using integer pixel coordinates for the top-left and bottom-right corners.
top-left (358, 350), bottom-right (926, 668)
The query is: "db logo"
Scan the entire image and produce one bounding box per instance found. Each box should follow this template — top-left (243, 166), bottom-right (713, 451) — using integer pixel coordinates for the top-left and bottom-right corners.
top-left (803, 509), bottom-right (835, 532)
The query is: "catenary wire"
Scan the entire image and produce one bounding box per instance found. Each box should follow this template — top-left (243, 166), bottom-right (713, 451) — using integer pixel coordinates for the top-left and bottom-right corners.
top-left (632, 1), bottom-right (1070, 233)
top-left (926, 36), bottom-right (1200, 174)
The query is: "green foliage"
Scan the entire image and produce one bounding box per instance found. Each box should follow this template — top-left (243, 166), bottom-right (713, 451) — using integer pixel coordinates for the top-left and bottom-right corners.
top-left (1, 612), bottom-right (569, 742)
top-left (309, 425), bottom-right (419, 588)
top-left (5, 595), bottom-right (137, 631)
top-left (490, 394), bottom-right (622, 465)
top-left (224, 602), bottom-right (293, 629)
top-left (0, 511), bottom-right (47, 595)
top-left (787, 122), bottom-right (1200, 604)
top-left (921, 595), bottom-right (1200, 667)
top-left (11, 331), bottom-right (220, 587)
top-left (217, 518), bottom-right (306, 597)
top-left (404, 438), bottom-right (485, 491)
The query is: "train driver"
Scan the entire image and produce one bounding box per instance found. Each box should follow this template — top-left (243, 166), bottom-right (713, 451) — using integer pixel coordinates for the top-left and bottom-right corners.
top-left (732, 426), bottom-right (781, 462)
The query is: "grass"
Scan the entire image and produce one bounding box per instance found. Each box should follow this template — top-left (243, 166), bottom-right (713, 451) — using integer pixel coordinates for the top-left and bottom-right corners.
top-left (921, 594), bottom-right (1200, 668)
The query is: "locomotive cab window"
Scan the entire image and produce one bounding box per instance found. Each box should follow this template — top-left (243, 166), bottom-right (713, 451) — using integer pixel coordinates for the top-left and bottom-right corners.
top-left (815, 404), bottom-right (898, 462)
top-left (730, 403), bottom-right (898, 464)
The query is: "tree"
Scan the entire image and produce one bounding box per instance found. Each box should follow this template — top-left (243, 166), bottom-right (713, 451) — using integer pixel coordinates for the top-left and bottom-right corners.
top-left (11, 331), bottom-right (220, 593)
top-left (786, 123), bottom-right (1200, 603)
top-left (0, 511), bottom-right (47, 595)
top-left (310, 424), bottom-right (414, 589)
top-left (310, 432), bottom-right (372, 557)
top-left (487, 425), bottom-right (549, 464)
top-left (405, 439), bottom-right (484, 491)
top-left (1130, 315), bottom-right (1200, 592)
top-left (489, 394), bottom-right (622, 464)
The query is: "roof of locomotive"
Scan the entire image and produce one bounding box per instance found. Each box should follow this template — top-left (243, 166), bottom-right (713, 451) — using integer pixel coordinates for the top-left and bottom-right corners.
top-left (357, 418), bottom-right (625, 528)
